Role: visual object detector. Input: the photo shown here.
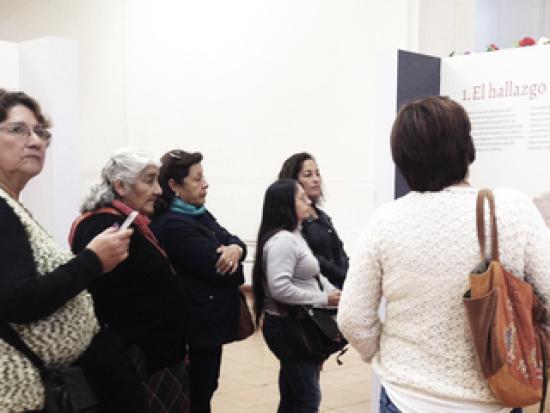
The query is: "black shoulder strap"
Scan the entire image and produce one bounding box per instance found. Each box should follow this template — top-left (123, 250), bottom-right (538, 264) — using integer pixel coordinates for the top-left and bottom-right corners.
top-left (0, 322), bottom-right (46, 372)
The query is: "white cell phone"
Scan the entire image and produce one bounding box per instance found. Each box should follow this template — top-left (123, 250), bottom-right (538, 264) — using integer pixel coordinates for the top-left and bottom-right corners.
top-left (119, 211), bottom-right (138, 231)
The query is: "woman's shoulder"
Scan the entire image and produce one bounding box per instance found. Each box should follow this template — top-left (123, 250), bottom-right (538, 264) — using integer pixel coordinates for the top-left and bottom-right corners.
top-left (265, 230), bottom-right (298, 248)
top-left (0, 196), bottom-right (28, 236)
top-left (493, 187), bottom-right (541, 221)
top-left (73, 211), bottom-right (124, 235)
top-left (79, 210), bottom-right (124, 226)
top-left (71, 210), bottom-right (125, 252)
top-left (152, 210), bottom-right (195, 228)
top-left (493, 187), bottom-right (531, 203)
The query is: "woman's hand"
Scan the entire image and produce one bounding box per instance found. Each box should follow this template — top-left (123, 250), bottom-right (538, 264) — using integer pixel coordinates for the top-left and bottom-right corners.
top-left (86, 226), bottom-right (133, 273)
top-left (327, 290), bottom-right (341, 307)
top-left (216, 244), bottom-right (243, 274)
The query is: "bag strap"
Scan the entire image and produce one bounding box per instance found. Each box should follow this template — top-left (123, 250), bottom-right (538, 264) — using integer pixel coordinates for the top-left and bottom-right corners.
top-left (539, 332), bottom-right (548, 413)
top-left (0, 322), bottom-right (46, 372)
top-left (476, 189), bottom-right (500, 262)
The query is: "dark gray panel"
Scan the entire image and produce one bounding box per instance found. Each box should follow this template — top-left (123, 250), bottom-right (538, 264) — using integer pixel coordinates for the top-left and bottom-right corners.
top-left (394, 50), bottom-right (441, 199)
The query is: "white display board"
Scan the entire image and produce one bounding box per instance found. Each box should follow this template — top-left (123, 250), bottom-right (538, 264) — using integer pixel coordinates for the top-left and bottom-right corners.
top-left (0, 37), bottom-right (79, 246)
top-left (441, 46), bottom-right (550, 199)
top-left (373, 46), bottom-right (550, 412)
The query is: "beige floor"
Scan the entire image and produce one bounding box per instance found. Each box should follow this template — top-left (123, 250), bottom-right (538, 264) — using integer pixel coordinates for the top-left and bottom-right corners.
top-left (212, 331), bottom-right (546, 413)
top-left (212, 331), bottom-right (372, 412)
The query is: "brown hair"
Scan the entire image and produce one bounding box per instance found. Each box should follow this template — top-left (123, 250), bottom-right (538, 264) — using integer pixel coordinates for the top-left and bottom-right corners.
top-left (391, 96), bottom-right (475, 192)
top-left (155, 149), bottom-right (203, 213)
top-left (278, 151), bottom-right (324, 203)
top-left (0, 89), bottom-right (51, 127)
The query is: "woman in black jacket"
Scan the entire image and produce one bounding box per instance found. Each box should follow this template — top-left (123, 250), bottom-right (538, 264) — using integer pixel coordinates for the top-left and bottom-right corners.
top-left (151, 149), bottom-right (246, 413)
top-left (279, 152), bottom-right (349, 289)
top-left (71, 148), bottom-right (188, 412)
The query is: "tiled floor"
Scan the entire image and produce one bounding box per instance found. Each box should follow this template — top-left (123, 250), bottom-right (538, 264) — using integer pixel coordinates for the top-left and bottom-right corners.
top-left (212, 331), bottom-right (546, 413)
top-left (212, 331), bottom-right (371, 412)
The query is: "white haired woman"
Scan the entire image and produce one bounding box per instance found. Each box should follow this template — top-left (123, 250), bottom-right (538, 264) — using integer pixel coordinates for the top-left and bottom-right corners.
top-left (0, 89), bottom-right (132, 412)
top-left (70, 148), bottom-right (189, 413)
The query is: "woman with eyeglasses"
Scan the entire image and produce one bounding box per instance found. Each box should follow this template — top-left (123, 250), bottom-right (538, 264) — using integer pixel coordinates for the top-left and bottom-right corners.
top-left (0, 90), bottom-right (134, 412)
top-left (151, 149), bottom-right (247, 413)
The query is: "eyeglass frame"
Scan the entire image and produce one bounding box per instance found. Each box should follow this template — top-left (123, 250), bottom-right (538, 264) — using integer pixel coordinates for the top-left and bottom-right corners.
top-left (0, 121), bottom-right (52, 143)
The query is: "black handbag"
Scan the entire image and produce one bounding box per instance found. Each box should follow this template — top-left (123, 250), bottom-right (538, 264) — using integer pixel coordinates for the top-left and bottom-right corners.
top-left (278, 276), bottom-right (348, 363)
top-left (0, 322), bottom-right (101, 413)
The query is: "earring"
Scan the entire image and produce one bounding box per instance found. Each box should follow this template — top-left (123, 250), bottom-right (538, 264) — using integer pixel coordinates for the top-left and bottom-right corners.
top-left (175, 191), bottom-right (179, 197)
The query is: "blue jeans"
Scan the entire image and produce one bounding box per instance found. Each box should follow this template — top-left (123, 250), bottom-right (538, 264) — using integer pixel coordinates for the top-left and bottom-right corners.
top-left (263, 314), bottom-right (321, 413)
top-left (380, 387), bottom-right (523, 413)
top-left (379, 387), bottom-right (401, 413)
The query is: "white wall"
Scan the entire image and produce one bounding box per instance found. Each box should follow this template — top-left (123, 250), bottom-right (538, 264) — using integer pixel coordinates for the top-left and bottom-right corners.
top-left (475, 0), bottom-right (549, 52)
top-left (124, 0), bottom-right (412, 248)
top-left (0, 0), bottom-right (414, 253)
top-left (0, 38), bottom-right (80, 245)
top-left (0, 0), bottom-right (127, 198)
top-left (411, 0), bottom-right (476, 56)
top-left (0, 41), bottom-right (19, 88)
top-left (0, 0), bottom-right (485, 251)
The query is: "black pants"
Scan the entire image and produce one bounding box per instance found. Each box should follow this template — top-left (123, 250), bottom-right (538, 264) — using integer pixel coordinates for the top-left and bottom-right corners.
top-left (188, 345), bottom-right (222, 413)
top-left (262, 314), bottom-right (322, 413)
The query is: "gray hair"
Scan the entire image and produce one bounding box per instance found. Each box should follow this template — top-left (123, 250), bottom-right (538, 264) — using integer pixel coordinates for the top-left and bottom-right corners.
top-left (80, 147), bottom-right (159, 212)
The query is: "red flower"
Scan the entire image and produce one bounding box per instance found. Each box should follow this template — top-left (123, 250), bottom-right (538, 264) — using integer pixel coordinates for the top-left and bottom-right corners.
top-left (519, 37), bottom-right (536, 47)
top-left (487, 43), bottom-right (499, 51)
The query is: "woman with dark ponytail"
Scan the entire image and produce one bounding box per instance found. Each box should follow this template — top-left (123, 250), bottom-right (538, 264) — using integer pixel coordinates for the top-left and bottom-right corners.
top-left (252, 179), bottom-right (341, 413)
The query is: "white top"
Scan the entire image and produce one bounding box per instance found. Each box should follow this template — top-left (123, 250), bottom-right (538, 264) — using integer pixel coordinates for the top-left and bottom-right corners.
top-left (263, 229), bottom-right (335, 315)
top-left (382, 379), bottom-right (511, 413)
top-left (337, 186), bottom-right (550, 408)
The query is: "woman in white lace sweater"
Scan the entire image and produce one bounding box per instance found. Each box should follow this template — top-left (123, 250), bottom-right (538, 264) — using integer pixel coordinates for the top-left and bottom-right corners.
top-left (337, 96), bottom-right (550, 413)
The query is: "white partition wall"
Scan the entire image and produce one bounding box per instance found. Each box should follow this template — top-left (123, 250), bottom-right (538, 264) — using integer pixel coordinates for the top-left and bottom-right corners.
top-left (0, 41), bottom-right (19, 89)
top-left (0, 37), bottom-right (79, 247)
top-left (378, 45), bottom-right (550, 205)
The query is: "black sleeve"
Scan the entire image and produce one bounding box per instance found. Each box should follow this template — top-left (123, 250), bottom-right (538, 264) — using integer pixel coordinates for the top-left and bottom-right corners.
top-left (0, 200), bottom-right (103, 323)
top-left (71, 213), bottom-right (124, 255)
top-left (316, 254), bottom-right (347, 287)
top-left (205, 212), bottom-right (247, 261)
top-left (320, 223), bottom-right (349, 288)
top-left (161, 217), bottom-right (242, 286)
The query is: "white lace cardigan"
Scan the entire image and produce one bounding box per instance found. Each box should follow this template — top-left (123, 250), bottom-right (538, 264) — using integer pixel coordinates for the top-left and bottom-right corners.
top-left (337, 186), bottom-right (550, 403)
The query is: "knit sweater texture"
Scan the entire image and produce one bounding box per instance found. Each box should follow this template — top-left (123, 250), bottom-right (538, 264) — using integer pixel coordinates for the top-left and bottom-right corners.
top-left (337, 186), bottom-right (550, 403)
top-left (0, 189), bottom-right (100, 411)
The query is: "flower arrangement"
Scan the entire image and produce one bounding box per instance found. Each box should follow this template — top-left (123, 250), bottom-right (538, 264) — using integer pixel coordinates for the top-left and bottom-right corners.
top-left (485, 36), bottom-right (549, 52)
top-left (450, 36), bottom-right (549, 56)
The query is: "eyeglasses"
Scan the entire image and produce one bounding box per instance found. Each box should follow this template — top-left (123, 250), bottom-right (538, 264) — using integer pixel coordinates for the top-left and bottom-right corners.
top-left (0, 122), bottom-right (52, 142)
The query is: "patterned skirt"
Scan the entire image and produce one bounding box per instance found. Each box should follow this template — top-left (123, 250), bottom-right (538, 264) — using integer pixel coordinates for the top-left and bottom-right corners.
top-left (129, 346), bottom-right (190, 413)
